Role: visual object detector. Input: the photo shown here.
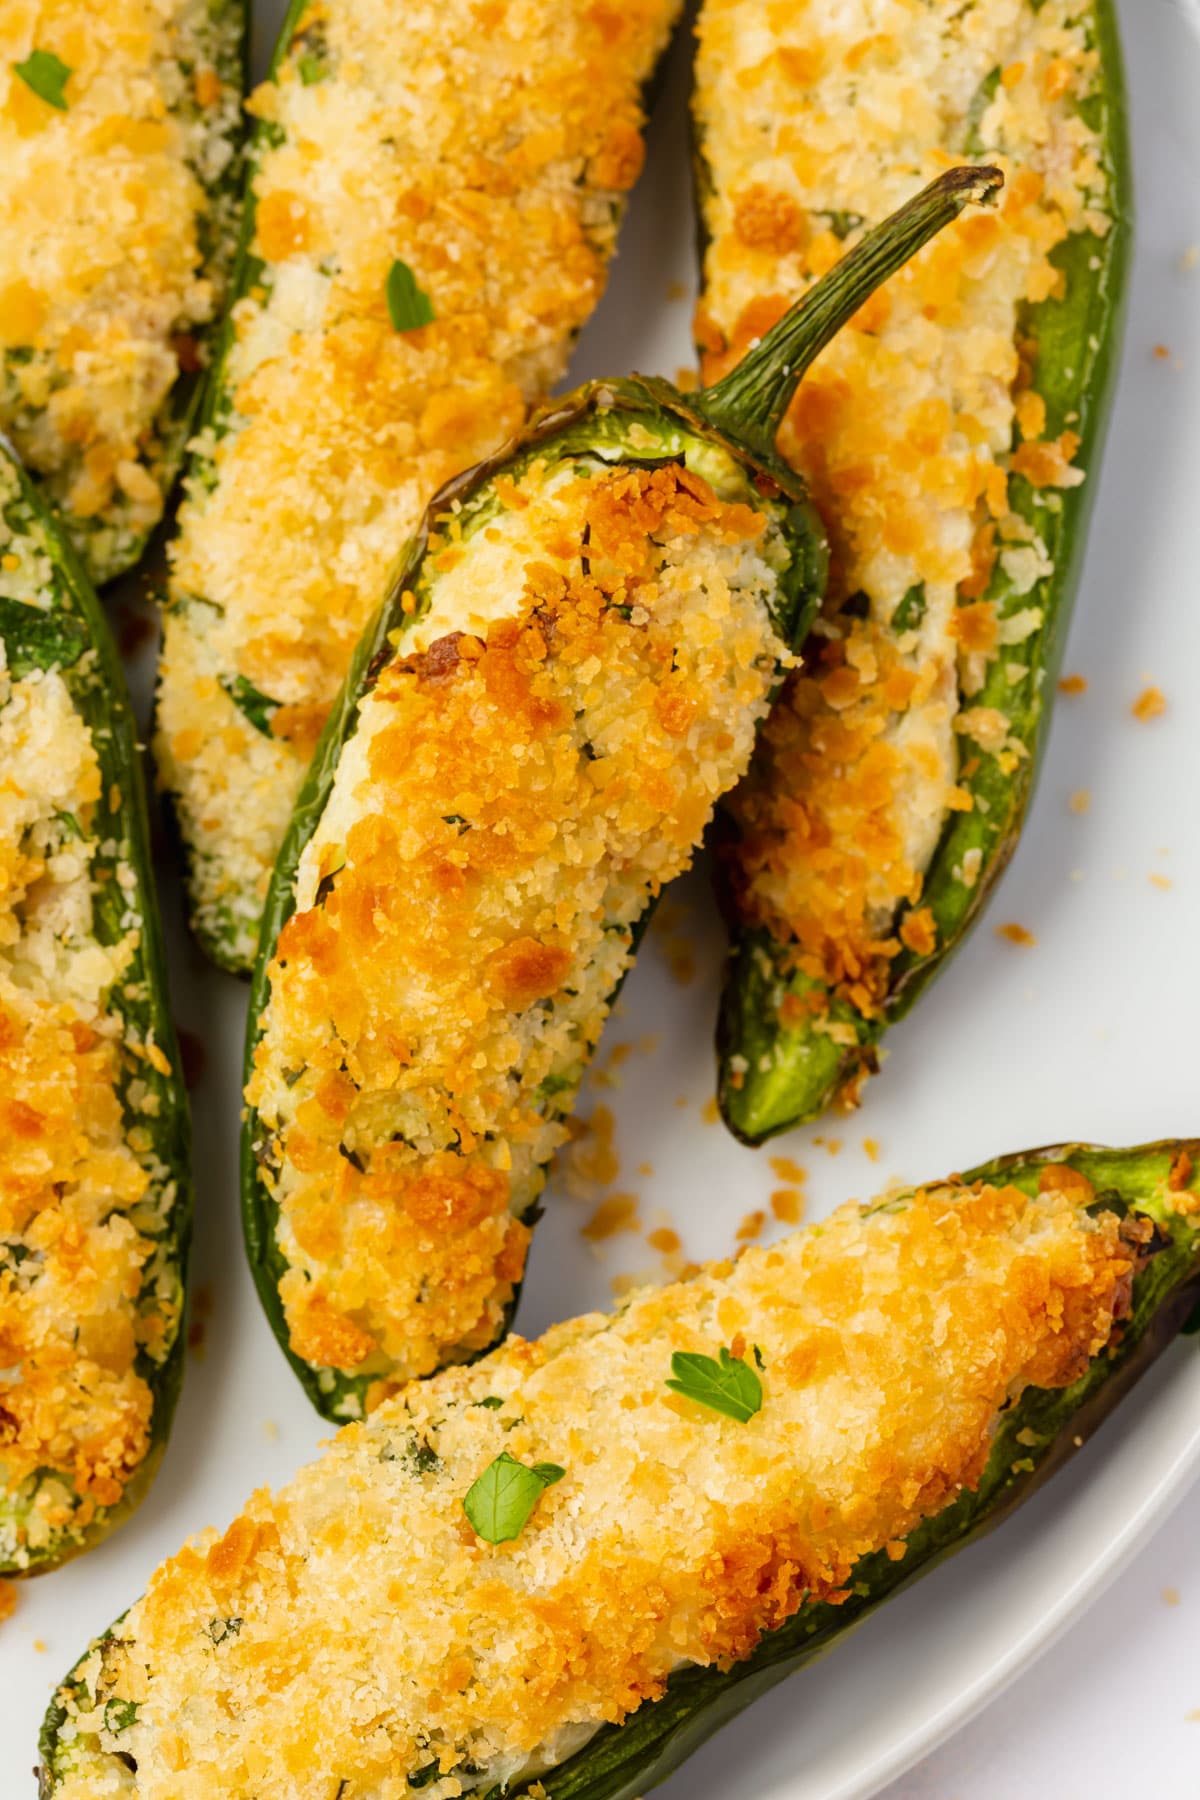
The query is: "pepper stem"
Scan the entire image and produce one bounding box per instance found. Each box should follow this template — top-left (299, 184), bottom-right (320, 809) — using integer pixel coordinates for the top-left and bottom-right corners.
top-left (694, 165), bottom-right (1004, 461)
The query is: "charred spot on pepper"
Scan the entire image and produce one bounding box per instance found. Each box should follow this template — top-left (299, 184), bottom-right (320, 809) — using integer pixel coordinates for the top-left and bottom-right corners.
top-left (314, 864), bottom-right (345, 908)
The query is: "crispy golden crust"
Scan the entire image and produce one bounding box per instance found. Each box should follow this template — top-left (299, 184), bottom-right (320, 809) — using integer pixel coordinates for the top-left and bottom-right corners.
top-left (156, 0), bottom-right (682, 965)
top-left (247, 459), bottom-right (782, 1404)
top-left (0, 462), bottom-right (179, 1564)
top-left (695, 0), bottom-right (1108, 1006)
top-left (53, 1171), bottom-right (1134, 1799)
top-left (0, 0), bottom-right (240, 576)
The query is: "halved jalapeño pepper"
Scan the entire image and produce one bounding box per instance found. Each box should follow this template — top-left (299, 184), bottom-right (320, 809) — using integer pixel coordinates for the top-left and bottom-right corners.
top-left (0, 440), bottom-right (191, 1574)
top-left (39, 1138), bottom-right (1200, 1798)
top-left (241, 167), bottom-right (1002, 1421)
top-left (703, 0), bottom-right (1132, 1142)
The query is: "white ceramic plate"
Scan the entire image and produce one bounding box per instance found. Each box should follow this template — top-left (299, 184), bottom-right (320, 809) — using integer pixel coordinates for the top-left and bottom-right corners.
top-left (7, 1), bottom-right (1200, 1793)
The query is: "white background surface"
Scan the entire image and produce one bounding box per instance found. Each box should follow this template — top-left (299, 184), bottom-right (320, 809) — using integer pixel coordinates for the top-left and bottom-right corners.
top-left (7, 0), bottom-right (1200, 1793)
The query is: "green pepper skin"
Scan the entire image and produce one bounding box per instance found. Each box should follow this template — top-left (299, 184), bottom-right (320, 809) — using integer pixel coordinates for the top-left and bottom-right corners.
top-left (0, 443), bottom-right (192, 1574)
top-left (240, 382), bottom-right (828, 1421)
top-left (37, 1138), bottom-right (1200, 1792)
top-left (715, 2), bottom-right (1133, 1144)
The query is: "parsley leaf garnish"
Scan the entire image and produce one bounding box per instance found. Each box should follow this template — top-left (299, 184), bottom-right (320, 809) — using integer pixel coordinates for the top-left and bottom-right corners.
top-left (219, 671), bottom-right (278, 738)
top-left (13, 49), bottom-right (72, 111)
top-left (298, 52), bottom-right (328, 85)
top-left (463, 1450), bottom-right (564, 1543)
top-left (386, 259), bottom-right (435, 332)
top-left (103, 1697), bottom-right (138, 1734)
top-left (666, 1345), bottom-right (763, 1423)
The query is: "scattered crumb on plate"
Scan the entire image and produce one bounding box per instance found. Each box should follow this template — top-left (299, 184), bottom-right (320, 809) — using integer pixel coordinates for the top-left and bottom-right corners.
top-left (1132, 685), bottom-right (1166, 722)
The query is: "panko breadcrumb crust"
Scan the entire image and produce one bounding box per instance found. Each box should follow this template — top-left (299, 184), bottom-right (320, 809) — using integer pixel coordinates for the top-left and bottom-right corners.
top-left (156, 0), bottom-right (683, 969)
top-left (0, 456), bottom-right (184, 1569)
top-left (696, 0), bottom-right (1110, 1017)
top-left (46, 1168), bottom-right (1146, 1799)
top-left (0, 0), bottom-right (242, 581)
top-left (247, 454), bottom-right (787, 1410)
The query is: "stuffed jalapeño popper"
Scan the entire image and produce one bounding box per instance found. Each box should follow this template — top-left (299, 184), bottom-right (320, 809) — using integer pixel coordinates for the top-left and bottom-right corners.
top-left (241, 166), bottom-right (1003, 1421)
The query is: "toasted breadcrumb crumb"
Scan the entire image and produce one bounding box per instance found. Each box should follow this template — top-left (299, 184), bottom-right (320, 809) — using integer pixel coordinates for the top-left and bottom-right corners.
top-left (1132, 685), bottom-right (1166, 722)
top-left (770, 1189), bottom-right (805, 1225)
top-left (582, 1195), bottom-right (642, 1244)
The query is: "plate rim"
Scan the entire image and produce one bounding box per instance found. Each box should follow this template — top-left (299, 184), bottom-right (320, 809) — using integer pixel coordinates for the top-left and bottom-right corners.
top-left (830, 1390), bottom-right (1200, 1799)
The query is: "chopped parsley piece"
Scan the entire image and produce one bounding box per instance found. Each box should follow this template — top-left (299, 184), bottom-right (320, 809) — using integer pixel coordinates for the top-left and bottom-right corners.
top-left (891, 585), bottom-right (927, 633)
top-left (666, 1345), bottom-right (763, 1423)
top-left (386, 259), bottom-right (435, 332)
top-left (825, 209), bottom-right (864, 241)
top-left (405, 1435), bottom-right (441, 1475)
top-left (219, 671), bottom-right (278, 738)
top-left (463, 1450), bottom-right (564, 1543)
top-left (103, 1697), bottom-right (138, 1734)
top-left (533, 1069), bottom-right (577, 1104)
top-left (13, 48), bottom-right (71, 111)
top-left (474, 1395), bottom-right (504, 1409)
top-left (0, 599), bottom-right (87, 677)
top-left (207, 1616), bottom-right (243, 1645)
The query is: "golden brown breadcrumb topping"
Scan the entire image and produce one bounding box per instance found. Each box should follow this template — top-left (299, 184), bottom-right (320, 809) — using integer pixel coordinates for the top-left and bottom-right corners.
top-left (0, 0), bottom-right (241, 578)
top-left (0, 458), bottom-right (181, 1565)
top-left (52, 1170), bottom-right (1136, 1799)
top-left (156, 0), bottom-right (682, 966)
top-left (695, 0), bottom-right (1110, 1009)
top-left (247, 456), bottom-right (783, 1411)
